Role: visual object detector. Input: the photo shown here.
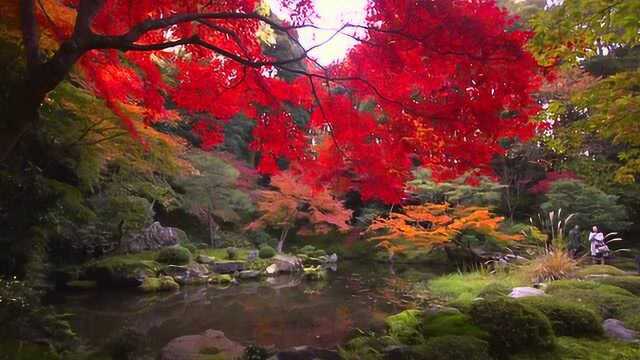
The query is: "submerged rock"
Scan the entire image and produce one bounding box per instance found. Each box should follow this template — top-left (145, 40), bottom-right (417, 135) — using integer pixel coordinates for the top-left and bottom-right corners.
top-left (160, 329), bottom-right (245, 360)
top-left (238, 270), bottom-right (261, 279)
top-left (603, 319), bottom-right (638, 342)
top-left (509, 287), bottom-right (545, 298)
top-left (267, 346), bottom-right (340, 360)
top-left (121, 221), bottom-right (188, 253)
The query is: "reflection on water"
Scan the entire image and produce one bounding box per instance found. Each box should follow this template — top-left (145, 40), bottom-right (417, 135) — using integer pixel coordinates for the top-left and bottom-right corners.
top-left (48, 261), bottom-right (445, 354)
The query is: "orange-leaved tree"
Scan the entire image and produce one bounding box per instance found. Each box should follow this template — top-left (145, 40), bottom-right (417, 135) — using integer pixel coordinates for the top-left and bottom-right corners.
top-left (366, 203), bottom-right (521, 256)
top-left (247, 172), bottom-right (351, 253)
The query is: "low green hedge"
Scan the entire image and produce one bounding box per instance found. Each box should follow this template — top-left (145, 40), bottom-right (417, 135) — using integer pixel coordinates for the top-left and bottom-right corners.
top-left (157, 247), bottom-right (191, 265)
top-left (258, 245), bottom-right (276, 259)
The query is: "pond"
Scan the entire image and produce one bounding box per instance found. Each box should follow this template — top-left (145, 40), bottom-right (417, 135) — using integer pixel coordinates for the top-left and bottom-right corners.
top-left (47, 261), bottom-right (447, 356)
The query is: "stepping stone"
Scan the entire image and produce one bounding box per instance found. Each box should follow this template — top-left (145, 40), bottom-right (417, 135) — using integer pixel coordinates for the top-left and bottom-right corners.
top-left (509, 287), bottom-right (545, 298)
top-left (603, 319), bottom-right (638, 342)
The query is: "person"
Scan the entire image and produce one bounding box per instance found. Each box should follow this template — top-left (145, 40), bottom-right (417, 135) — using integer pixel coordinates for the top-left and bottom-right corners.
top-left (589, 226), bottom-right (609, 264)
top-left (567, 225), bottom-right (581, 257)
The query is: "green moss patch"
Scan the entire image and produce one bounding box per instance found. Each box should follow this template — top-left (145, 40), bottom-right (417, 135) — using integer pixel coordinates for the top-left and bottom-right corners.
top-left (385, 309), bottom-right (424, 344)
top-left (428, 272), bottom-right (521, 305)
top-left (469, 298), bottom-right (555, 358)
top-left (519, 296), bottom-right (603, 337)
top-left (574, 265), bottom-right (626, 277)
top-left (414, 335), bottom-right (491, 360)
top-left (138, 276), bottom-right (180, 292)
top-left (593, 275), bottom-right (640, 295)
top-left (84, 257), bottom-right (160, 287)
top-left (545, 280), bottom-right (639, 321)
top-left (156, 246), bottom-right (192, 265)
top-left (422, 312), bottom-right (488, 339)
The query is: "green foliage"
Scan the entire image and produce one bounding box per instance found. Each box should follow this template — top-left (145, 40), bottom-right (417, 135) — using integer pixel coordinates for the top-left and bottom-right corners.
top-left (156, 247), bottom-right (192, 265)
top-left (258, 245), bottom-right (276, 259)
top-left (338, 334), bottom-right (385, 360)
top-left (574, 70), bottom-right (640, 183)
top-left (519, 296), bottom-right (603, 337)
top-left (178, 151), bottom-right (254, 225)
top-left (541, 180), bottom-right (630, 231)
top-left (247, 230), bottom-right (276, 248)
top-left (0, 277), bottom-right (39, 335)
top-left (0, 278), bottom-right (76, 351)
top-left (91, 193), bottom-right (154, 235)
top-left (531, 0), bottom-right (640, 67)
top-left (297, 245), bottom-right (327, 258)
top-left (415, 335), bottom-right (491, 360)
top-left (384, 309), bottom-right (423, 345)
top-left (408, 168), bottom-right (505, 208)
top-left (469, 298), bottom-right (555, 357)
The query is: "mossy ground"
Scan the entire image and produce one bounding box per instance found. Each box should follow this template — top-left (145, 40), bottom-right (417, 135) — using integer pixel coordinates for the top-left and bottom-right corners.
top-left (342, 262), bottom-right (640, 359)
top-left (426, 271), bottom-right (523, 306)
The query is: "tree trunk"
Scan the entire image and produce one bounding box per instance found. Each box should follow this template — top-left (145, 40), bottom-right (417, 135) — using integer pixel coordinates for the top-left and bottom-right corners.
top-left (207, 206), bottom-right (219, 248)
top-left (277, 227), bottom-right (290, 253)
top-left (0, 83), bottom-right (43, 164)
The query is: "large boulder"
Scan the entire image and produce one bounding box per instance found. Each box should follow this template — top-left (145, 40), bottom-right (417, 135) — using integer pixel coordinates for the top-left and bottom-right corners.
top-left (84, 258), bottom-right (160, 287)
top-left (121, 222), bottom-right (188, 253)
top-left (160, 329), bottom-right (245, 360)
top-left (266, 255), bottom-right (304, 275)
top-left (163, 263), bottom-right (210, 285)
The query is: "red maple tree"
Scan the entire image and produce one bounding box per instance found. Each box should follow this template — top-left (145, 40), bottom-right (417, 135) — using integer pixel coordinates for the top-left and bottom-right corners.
top-left (4, 0), bottom-right (543, 203)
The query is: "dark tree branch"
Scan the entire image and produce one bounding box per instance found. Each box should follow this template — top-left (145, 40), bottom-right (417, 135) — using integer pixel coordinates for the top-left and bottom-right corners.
top-left (20, 0), bottom-right (40, 72)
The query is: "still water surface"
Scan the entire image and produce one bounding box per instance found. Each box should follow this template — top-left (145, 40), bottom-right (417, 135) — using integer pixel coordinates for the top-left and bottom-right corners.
top-left (49, 261), bottom-right (445, 355)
